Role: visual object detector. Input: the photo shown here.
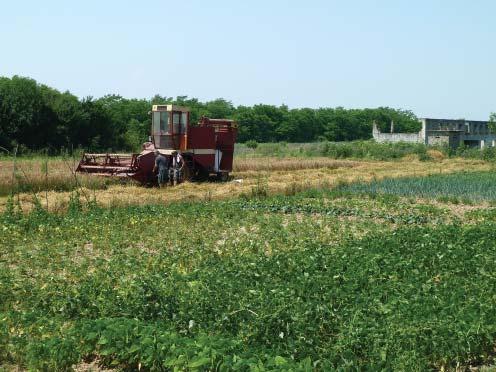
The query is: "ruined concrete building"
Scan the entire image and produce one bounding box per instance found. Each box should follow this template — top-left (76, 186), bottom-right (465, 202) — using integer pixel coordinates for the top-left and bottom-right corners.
top-left (373, 118), bottom-right (495, 149)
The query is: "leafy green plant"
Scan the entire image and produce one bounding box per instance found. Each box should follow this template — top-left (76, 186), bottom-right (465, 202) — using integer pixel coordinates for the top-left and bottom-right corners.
top-left (2, 183), bottom-right (496, 370)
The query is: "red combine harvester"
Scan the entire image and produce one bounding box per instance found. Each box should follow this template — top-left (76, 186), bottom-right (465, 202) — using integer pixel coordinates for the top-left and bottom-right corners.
top-left (76, 105), bottom-right (237, 184)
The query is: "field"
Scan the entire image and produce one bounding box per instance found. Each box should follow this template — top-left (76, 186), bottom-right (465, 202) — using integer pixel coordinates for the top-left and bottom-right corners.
top-left (2, 150), bottom-right (496, 370)
top-left (0, 152), bottom-right (491, 212)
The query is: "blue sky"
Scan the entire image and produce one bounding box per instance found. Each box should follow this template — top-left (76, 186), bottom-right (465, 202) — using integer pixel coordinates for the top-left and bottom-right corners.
top-left (1, 0), bottom-right (494, 119)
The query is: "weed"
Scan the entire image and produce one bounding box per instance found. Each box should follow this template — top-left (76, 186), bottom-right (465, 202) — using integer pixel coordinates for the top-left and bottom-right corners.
top-left (284, 182), bottom-right (304, 196)
top-left (251, 176), bottom-right (269, 198)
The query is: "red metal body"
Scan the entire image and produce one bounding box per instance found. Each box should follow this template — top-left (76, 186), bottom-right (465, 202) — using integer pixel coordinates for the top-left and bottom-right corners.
top-left (76, 105), bottom-right (237, 185)
top-left (188, 117), bottom-right (237, 177)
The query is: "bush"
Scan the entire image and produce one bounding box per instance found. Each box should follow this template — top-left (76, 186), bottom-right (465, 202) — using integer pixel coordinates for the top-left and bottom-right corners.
top-left (245, 140), bottom-right (258, 149)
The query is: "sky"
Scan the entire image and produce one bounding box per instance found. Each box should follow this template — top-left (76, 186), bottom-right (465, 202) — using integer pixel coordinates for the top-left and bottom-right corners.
top-left (1, 0), bottom-right (494, 120)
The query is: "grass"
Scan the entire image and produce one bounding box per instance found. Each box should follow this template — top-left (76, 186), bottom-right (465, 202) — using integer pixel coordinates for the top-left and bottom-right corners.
top-left (232, 157), bottom-right (356, 172)
top-left (2, 187), bottom-right (496, 370)
top-left (340, 171), bottom-right (496, 202)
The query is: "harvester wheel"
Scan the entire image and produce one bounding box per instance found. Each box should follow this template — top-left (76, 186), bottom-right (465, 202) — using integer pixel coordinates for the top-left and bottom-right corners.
top-left (194, 168), bottom-right (209, 182)
top-left (182, 165), bottom-right (192, 182)
top-left (217, 172), bottom-right (229, 182)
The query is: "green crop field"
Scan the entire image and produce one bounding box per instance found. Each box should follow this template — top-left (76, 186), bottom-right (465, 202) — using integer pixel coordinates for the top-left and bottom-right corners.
top-left (340, 171), bottom-right (496, 203)
top-left (2, 178), bottom-right (496, 370)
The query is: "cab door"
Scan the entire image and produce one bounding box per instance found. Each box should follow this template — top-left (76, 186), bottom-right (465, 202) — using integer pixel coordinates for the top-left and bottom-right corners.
top-left (152, 110), bottom-right (171, 149)
top-left (172, 110), bottom-right (189, 150)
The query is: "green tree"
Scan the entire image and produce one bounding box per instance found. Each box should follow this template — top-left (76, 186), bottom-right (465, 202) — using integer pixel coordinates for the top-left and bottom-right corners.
top-left (0, 75), bottom-right (424, 151)
top-left (489, 113), bottom-right (496, 133)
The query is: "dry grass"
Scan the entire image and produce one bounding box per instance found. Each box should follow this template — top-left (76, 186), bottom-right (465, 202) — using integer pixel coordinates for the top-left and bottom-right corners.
top-left (0, 157), bottom-right (119, 196)
top-left (0, 157), bottom-right (353, 196)
top-left (233, 157), bottom-right (357, 172)
top-left (0, 156), bottom-right (491, 212)
top-left (427, 149), bottom-right (446, 161)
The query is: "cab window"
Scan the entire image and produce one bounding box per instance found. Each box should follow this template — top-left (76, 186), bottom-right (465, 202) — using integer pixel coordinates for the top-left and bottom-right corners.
top-left (181, 112), bottom-right (188, 133)
top-left (160, 112), bottom-right (169, 133)
top-left (173, 113), bottom-right (181, 134)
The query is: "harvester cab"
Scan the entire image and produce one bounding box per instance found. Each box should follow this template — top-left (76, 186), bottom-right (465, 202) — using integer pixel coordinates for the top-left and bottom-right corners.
top-left (151, 105), bottom-right (189, 152)
top-left (76, 105), bottom-right (237, 185)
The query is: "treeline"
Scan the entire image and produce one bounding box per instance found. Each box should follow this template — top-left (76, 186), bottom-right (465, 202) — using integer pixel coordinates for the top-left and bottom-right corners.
top-left (0, 76), bottom-right (422, 153)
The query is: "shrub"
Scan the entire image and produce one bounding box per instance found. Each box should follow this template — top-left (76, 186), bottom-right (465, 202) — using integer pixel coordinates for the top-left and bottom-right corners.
top-left (245, 140), bottom-right (258, 149)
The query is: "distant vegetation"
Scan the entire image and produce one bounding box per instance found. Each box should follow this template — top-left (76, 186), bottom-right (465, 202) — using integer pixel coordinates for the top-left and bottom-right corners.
top-left (0, 75), bottom-right (422, 153)
top-left (235, 140), bottom-right (496, 161)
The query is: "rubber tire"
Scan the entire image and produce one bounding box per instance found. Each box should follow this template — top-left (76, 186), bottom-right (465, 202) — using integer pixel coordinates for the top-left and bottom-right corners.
top-left (217, 172), bottom-right (229, 182)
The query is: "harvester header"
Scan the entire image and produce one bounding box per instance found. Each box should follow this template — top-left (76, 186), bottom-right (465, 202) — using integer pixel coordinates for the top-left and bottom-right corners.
top-left (77, 105), bottom-right (237, 184)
